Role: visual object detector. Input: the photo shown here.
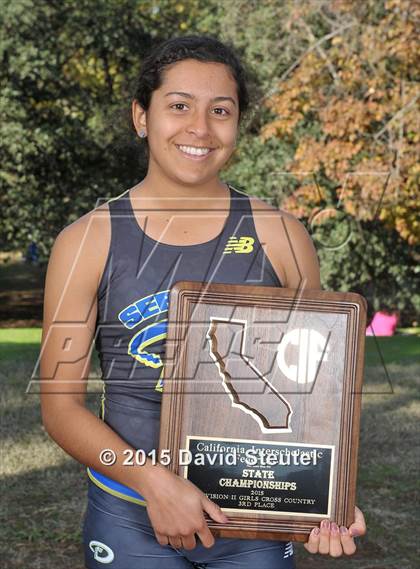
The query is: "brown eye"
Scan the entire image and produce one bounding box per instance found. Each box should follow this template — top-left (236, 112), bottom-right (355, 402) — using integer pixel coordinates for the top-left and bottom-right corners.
top-left (171, 103), bottom-right (188, 111)
top-left (213, 107), bottom-right (230, 116)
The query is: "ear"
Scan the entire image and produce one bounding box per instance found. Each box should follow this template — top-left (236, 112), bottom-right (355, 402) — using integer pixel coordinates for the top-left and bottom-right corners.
top-left (132, 99), bottom-right (147, 136)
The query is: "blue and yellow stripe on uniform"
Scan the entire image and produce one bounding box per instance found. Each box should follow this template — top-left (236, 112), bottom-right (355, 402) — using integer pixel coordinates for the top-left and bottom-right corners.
top-left (87, 467), bottom-right (148, 506)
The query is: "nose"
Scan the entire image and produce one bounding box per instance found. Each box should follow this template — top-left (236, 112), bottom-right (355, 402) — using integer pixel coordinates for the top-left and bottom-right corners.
top-left (185, 107), bottom-right (211, 139)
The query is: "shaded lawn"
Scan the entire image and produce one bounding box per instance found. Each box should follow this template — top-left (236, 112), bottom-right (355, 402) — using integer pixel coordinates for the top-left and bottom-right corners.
top-left (364, 334), bottom-right (420, 366)
top-left (1, 331), bottom-right (419, 568)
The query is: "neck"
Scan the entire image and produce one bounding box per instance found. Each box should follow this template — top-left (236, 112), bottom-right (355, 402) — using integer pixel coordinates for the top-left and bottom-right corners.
top-left (131, 166), bottom-right (229, 209)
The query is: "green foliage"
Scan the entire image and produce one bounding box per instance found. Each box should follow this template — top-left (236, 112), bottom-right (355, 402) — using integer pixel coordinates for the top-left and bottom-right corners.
top-left (313, 217), bottom-right (419, 323)
top-left (0, 0), bottom-right (217, 257)
top-left (223, 134), bottom-right (297, 204)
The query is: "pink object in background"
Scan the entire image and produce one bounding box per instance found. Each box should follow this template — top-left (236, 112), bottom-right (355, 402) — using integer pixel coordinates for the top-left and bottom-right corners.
top-left (366, 310), bottom-right (399, 336)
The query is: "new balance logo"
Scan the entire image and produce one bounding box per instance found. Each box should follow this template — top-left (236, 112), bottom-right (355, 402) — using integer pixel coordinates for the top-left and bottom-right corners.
top-left (223, 236), bottom-right (254, 254)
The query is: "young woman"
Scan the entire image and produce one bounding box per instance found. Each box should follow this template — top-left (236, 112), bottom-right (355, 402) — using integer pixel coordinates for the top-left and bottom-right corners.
top-left (40, 35), bottom-right (366, 568)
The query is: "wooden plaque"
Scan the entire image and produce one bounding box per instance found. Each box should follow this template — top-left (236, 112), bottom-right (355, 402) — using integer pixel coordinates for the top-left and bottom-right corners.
top-left (158, 281), bottom-right (367, 542)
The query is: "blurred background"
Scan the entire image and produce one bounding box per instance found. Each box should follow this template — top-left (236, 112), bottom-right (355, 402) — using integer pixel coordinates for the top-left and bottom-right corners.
top-left (1, 1), bottom-right (418, 568)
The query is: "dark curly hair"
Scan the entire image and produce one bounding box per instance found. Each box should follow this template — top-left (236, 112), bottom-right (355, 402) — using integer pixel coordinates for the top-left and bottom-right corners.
top-left (132, 35), bottom-right (250, 126)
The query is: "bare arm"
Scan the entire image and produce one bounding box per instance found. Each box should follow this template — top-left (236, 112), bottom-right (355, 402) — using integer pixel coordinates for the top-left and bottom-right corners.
top-left (40, 207), bottom-right (226, 550)
top-left (250, 197), bottom-right (321, 290)
top-left (40, 210), bottom-right (158, 495)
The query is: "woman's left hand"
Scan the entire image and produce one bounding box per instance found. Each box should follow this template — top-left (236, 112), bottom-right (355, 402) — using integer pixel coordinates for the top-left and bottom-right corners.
top-left (304, 506), bottom-right (366, 557)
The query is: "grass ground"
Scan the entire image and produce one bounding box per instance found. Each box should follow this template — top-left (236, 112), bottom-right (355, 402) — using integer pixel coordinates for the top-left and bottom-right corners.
top-left (1, 330), bottom-right (419, 568)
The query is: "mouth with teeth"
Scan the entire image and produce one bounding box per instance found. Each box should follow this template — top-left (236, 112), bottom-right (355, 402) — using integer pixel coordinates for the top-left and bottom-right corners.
top-left (175, 144), bottom-right (215, 160)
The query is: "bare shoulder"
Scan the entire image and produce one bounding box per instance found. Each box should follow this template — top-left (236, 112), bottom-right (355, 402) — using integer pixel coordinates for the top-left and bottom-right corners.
top-left (248, 194), bottom-right (321, 290)
top-left (41, 200), bottom-right (114, 341)
top-left (248, 194), bottom-right (305, 231)
top-left (58, 200), bottom-right (110, 248)
top-left (52, 201), bottom-right (111, 290)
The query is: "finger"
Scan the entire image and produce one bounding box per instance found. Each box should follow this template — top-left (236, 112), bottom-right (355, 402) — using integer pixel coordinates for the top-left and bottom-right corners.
top-left (304, 527), bottom-right (320, 554)
top-left (202, 497), bottom-right (228, 524)
top-left (350, 506), bottom-right (367, 538)
top-left (329, 523), bottom-right (343, 557)
top-left (354, 505), bottom-right (364, 521)
top-left (339, 526), bottom-right (357, 555)
top-left (318, 519), bottom-right (330, 555)
top-left (180, 534), bottom-right (197, 550)
top-left (196, 523), bottom-right (215, 549)
top-left (169, 536), bottom-right (183, 549)
top-left (155, 532), bottom-right (169, 547)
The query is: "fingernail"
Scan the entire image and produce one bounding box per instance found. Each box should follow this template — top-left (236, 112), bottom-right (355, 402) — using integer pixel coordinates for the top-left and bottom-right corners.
top-left (350, 529), bottom-right (359, 537)
top-left (313, 527), bottom-right (320, 535)
top-left (340, 526), bottom-right (348, 535)
top-left (321, 519), bottom-right (330, 530)
top-left (331, 523), bottom-right (339, 533)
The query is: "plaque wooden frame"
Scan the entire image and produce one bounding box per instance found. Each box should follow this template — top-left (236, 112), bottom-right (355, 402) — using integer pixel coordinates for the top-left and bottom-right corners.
top-left (159, 281), bottom-right (367, 542)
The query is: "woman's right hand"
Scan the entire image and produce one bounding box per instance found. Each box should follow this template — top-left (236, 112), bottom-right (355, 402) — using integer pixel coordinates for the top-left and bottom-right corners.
top-left (142, 463), bottom-right (228, 550)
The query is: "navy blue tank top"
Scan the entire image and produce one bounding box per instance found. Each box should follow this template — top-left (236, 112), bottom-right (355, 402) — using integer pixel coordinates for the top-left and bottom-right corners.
top-left (88, 183), bottom-right (283, 504)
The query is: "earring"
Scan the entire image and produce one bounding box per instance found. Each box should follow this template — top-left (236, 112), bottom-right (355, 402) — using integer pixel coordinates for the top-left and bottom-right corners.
top-left (139, 129), bottom-right (147, 138)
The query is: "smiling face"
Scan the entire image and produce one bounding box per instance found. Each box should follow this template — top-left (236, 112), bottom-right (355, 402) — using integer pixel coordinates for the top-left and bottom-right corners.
top-left (133, 59), bottom-right (240, 188)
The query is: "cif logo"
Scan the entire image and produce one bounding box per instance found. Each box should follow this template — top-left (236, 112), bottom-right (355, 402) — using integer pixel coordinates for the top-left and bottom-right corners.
top-left (223, 236), bottom-right (254, 254)
top-left (277, 328), bottom-right (329, 384)
top-left (89, 540), bottom-right (115, 564)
